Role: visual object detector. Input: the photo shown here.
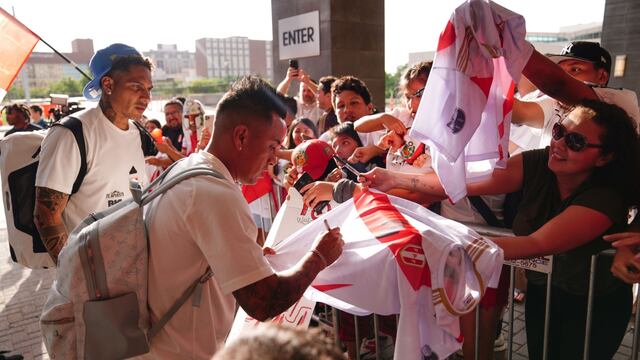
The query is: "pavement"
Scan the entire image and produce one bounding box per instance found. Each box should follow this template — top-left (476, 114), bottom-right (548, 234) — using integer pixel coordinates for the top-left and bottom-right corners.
top-left (492, 301), bottom-right (636, 360)
top-left (0, 189), bottom-right (53, 360)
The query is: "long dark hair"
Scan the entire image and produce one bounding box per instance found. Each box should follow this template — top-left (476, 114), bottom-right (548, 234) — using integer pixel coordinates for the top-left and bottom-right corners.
top-left (286, 118), bottom-right (319, 149)
top-left (580, 99), bottom-right (640, 206)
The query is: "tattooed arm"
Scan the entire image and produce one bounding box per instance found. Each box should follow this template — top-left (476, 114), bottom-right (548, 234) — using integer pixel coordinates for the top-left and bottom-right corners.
top-left (34, 187), bottom-right (70, 264)
top-left (233, 228), bottom-right (343, 321)
top-left (361, 153), bottom-right (524, 197)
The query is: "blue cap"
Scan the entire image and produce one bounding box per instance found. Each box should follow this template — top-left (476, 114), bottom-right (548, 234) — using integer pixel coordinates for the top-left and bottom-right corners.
top-left (83, 43), bottom-right (143, 100)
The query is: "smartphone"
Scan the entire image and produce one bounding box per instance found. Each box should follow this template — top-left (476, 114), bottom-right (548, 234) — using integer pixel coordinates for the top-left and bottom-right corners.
top-left (288, 59), bottom-right (299, 70)
top-left (293, 172), bottom-right (314, 193)
top-left (293, 172), bottom-right (329, 214)
top-left (333, 155), bottom-right (361, 177)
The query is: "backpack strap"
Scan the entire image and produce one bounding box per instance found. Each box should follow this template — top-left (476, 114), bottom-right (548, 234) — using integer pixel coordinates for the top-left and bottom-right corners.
top-left (141, 166), bottom-right (224, 206)
top-left (128, 158), bottom-right (185, 205)
top-left (468, 196), bottom-right (504, 228)
top-left (131, 120), bottom-right (158, 157)
top-left (53, 116), bottom-right (86, 194)
top-left (147, 266), bottom-right (214, 341)
top-left (140, 164), bottom-right (225, 340)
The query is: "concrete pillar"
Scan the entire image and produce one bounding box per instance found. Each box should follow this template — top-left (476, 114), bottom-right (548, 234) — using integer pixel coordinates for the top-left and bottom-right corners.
top-left (271, 0), bottom-right (385, 111)
top-left (602, 0), bottom-right (640, 95)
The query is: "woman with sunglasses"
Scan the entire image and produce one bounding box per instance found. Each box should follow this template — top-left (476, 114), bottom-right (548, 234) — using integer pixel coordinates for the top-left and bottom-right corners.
top-left (361, 99), bottom-right (640, 359)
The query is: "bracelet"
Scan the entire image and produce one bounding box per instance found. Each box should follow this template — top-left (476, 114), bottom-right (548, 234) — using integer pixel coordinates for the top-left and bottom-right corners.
top-left (309, 249), bottom-right (328, 269)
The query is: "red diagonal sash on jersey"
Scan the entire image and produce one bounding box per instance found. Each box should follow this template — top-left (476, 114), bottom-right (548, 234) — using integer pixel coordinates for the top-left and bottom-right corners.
top-left (353, 191), bottom-right (430, 291)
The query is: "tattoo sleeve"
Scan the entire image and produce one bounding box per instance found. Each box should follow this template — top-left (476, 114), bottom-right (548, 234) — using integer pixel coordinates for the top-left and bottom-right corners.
top-left (34, 187), bottom-right (70, 264)
top-left (411, 177), bottom-right (418, 192)
top-left (232, 252), bottom-right (325, 321)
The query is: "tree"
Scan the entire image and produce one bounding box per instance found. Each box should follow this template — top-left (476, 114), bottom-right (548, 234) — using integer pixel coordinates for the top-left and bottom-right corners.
top-left (6, 85), bottom-right (24, 100)
top-left (187, 78), bottom-right (229, 93)
top-left (4, 77), bottom-right (84, 101)
top-left (49, 77), bottom-right (84, 96)
top-left (385, 63), bottom-right (408, 99)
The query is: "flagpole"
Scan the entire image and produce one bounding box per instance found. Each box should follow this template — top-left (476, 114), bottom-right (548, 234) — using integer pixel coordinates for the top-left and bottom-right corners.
top-left (5, 7), bottom-right (92, 82)
top-left (36, 37), bottom-right (93, 82)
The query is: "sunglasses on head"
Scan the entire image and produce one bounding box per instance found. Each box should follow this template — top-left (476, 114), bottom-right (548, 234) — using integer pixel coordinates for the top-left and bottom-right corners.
top-left (552, 122), bottom-right (603, 152)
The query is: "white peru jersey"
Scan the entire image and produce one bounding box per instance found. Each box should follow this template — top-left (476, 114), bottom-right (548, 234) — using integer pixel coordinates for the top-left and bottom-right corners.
top-left (266, 190), bottom-right (504, 360)
top-left (409, 0), bottom-right (533, 202)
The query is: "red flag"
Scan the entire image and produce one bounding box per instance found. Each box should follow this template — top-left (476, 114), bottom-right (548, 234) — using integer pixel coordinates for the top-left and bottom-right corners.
top-left (241, 171), bottom-right (273, 204)
top-left (0, 7), bottom-right (39, 101)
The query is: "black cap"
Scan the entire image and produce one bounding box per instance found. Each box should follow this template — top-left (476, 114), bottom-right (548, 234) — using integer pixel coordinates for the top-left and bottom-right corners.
top-left (547, 41), bottom-right (612, 74)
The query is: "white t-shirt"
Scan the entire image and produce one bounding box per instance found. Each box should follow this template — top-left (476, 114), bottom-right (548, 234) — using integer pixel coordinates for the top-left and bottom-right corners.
top-left (510, 89), bottom-right (545, 154)
top-left (295, 98), bottom-right (323, 125)
top-left (144, 151), bottom-right (274, 359)
top-left (534, 87), bottom-right (640, 148)
top-left (35, 107), bottom-right (147, 231)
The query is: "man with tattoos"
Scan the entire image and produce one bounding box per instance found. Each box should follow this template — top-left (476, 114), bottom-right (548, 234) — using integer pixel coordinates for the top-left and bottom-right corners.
top-left (34, 43), bottom-right (152, 263)
top-left (2, 103), bottom-right (42, 136)
top-left (141, 76), bottom-right (343, 359)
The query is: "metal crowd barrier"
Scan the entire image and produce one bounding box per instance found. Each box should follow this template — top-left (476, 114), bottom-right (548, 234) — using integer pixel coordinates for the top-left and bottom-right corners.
top-left (472, 224), bottom-right (640, 360)
top-left (260, 189), bottom-right (638, 359)
top-left (305, 223), bottom-right (640, 360)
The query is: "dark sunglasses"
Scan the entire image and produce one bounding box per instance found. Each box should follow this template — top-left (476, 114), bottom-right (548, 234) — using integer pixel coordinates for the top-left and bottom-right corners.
top-left (552, 122), bottom-right (603, 152)
top-left (405, 87), bottom-right (425, 100)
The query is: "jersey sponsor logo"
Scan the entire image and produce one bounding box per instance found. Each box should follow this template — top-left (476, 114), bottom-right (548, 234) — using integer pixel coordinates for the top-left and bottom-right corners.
top-left (107, 199), bottom-right (122, 207)
top-left (106, 190), bottom-right (125, 207)
top-left (106, 190), bottom-right (124, 199)
top-left (447, 108), bottom-right (465, 134)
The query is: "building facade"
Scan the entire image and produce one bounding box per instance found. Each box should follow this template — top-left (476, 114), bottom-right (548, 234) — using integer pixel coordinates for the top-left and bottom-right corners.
top-left (408, 23), bottom-right (602, 66)
top-left (18, 39), bottom-right (93, 89)
top-left (143, 44), bottom-right (196, 82)
top-left (195, 37), bottom-right (273, 81)
top-left (271, 0), bottom-right (385, 111)
top-left (602, 0), bottom-right (640, 94)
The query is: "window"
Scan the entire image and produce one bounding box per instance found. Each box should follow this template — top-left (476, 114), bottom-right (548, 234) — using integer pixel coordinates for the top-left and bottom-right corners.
top-left (614, 55), bottom-right (626, 77)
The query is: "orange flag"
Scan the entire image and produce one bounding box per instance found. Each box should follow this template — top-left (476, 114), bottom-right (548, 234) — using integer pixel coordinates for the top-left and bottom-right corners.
top-left (0, 7), bottom-right (39, 102)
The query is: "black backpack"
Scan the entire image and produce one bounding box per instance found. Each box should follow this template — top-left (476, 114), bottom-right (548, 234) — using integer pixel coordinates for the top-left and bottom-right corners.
top-left (0, 116), bottom-right (157, 268)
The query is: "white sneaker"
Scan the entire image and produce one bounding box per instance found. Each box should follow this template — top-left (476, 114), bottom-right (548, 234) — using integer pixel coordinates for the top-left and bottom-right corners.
top-left (493, 332), bottom-right (507, 352)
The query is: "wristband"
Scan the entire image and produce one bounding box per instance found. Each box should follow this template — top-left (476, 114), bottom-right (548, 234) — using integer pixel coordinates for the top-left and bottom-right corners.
top-left (309, 249), bottom-right (328, 268)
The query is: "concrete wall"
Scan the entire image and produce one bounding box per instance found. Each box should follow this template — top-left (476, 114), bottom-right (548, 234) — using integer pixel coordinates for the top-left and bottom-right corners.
top-left (271, 0), bottom-right (385, 110)
top-left (249, 40), bottom-right (268, 78)
top-left (602, 0), bottom-right (640, 95)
